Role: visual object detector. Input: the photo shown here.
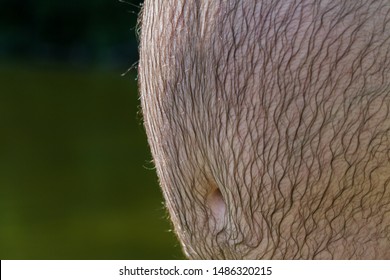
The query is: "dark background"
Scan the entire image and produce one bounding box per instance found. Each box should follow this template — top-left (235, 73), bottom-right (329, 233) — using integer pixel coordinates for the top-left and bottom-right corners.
top-left (0, 0), bottom-right (184, 259)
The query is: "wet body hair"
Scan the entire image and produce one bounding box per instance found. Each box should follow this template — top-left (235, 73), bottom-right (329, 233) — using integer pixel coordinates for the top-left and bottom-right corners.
top-left (138, 0), bottom-right (390, 259)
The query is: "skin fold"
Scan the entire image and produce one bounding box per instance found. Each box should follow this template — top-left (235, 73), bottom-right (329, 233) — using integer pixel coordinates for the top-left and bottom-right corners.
top-left (138, 0), bottom-right (390, 259)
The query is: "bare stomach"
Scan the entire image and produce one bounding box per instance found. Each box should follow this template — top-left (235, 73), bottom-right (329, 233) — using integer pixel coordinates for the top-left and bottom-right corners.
top-left (139, 0), bottom-right (390, 259)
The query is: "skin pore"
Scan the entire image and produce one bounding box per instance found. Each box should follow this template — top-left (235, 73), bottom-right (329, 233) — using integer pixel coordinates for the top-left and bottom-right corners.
top-left (138, 0), bottom-right (390, 259)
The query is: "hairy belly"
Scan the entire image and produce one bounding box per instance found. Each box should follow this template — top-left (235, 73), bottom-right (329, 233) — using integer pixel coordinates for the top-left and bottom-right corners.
top-left (139, 0), bottom-right (390, 259)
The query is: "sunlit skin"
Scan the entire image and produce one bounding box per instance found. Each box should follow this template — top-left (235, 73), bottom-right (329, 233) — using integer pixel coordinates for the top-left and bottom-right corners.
top-left (138, 0), bottom-right (390, 259)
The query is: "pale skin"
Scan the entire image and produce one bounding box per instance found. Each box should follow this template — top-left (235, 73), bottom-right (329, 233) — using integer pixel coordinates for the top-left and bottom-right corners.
top-left (138, 0), bottom-right (390, 259)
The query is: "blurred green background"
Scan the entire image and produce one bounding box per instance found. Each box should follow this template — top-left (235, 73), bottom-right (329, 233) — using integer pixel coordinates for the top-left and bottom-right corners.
top-left (0, 0), bottom-right (184, 259)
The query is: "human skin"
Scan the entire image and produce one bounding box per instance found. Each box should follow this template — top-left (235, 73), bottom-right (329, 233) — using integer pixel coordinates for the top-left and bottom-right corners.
top-left (138, 0), bottom-right (390, 259)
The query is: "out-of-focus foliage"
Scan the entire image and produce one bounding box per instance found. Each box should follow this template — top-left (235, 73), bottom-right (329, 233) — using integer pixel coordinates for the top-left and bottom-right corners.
top-left (0, 0), bottom-right (185, 259)
top-left (0, 0), bottom-right (142, 69)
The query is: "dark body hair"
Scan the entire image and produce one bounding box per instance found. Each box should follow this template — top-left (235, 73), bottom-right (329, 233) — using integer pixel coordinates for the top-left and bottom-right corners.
top-left (139, 0), bottom-right (390, 259)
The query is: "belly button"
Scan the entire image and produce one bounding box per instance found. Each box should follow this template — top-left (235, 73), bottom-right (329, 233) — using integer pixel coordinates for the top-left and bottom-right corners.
top-left (207, 183), bottom-right (226, 226)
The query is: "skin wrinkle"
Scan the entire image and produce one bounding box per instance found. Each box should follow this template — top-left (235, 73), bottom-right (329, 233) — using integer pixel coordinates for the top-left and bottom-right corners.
top-left (139, 0), bottom-right (390, 259)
